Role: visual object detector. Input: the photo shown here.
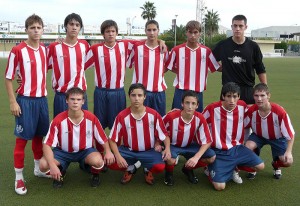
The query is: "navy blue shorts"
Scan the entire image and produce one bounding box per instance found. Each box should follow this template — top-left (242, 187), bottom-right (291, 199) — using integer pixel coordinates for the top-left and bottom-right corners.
top-left (118, 146), bottom-right (164, 169)
top-left (94, 87), bottom-right (126, 129)
top-left (53, 91), bottom-right (88, 118)
top-left (53, 147), bottom-right (97, 171)
top-left (14, 96), bottom-right (49, 140)
top-left (170, 143), bottom-right (215, 160)
top-left (247, 132), bottom-right (287, 160)
top-left (172, 88), bottom-right (203, 112)
top-left (208, 145), bottom-right (263, 183)
top-left (144, 91), bottom-right (166, 117)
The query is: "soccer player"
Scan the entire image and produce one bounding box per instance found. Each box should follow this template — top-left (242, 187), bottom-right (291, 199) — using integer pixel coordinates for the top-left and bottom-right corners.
top-left (108, 83), bottom-right (171, 185)
top-left (165, 20), bottom-right (220, 112)
top-left (47, 13), bottom-right (89, 117)
top-left (245, 83), bottom-right (295, 179)
top-left (203, 82), bottom-right (264, 191)
top-left (163, 90), bottom-right (216, 186)
top-left (127, 20), bottom-right (168, 117)
top-left (5, 14), bottom-right (50, 195)
top-left (39, 87), bottom-right (115, 188)
top-left (213, 14), bottom-right (267, 104)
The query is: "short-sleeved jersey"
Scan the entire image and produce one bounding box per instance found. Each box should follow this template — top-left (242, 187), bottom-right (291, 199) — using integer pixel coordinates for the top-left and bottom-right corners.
top-left (165, 43), bottom-right (220, 93)
top-left (203, 100), bottom-right (248, 150)
top-left (47, 40), bottom-right (90, 92)
top-left (5, 41), bottom-right (47, 97)
top-left (109, 107), bottom-right (168, 152)
top-left (213, 37), bottom-right (266, 87)
top-left (245, 103), bottom-right (295, 140)
top-left (127, 42), bottom-right (168, 92)
top-left (163, 110), bottom-right (212, 147)
top-left (44, 110), bottom-right (108, 153)
top-left (84, 40), bottom-right (134, 89)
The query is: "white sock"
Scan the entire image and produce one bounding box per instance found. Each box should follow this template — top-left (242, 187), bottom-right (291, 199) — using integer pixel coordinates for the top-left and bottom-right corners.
top-left (15, 168), bottom-right (24, 181)
top-left (127, 165), bottom-right (135, 172)
top-left (34, 159), bottom-right (40, 171)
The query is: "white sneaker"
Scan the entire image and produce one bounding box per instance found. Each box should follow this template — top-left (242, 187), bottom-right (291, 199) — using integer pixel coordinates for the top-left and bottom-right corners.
top-left (34, 169), bottom-right (51, 178)
top-left (134, 161), bottom-right (141, 169)
top-left (15, 179), bottom-right (27, 195)
top-left (204, 166), bottom-right (209, 176)
top-left (232, 171), bottom-right (243, 184)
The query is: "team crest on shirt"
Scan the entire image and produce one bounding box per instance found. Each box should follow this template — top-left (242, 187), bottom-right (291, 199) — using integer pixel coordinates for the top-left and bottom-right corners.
top-left (274, 120), bottom-right (279, 127)
top-left (210, 170), bottom-right (215, 178)
top-left (201, 54), bottom-right (206, 62)
top-left (150, 121), bottom-right (155, 128)
top-left (239, 116), bottom-right (243, 123)
top-left (86, 130), bottom-right (92, 138)
top-left (16, 125), bottom-right (23, 133)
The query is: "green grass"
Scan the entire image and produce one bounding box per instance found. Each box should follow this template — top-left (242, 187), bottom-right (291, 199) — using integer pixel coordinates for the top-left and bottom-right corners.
top-left (0, 57), bottom-right (300, 205)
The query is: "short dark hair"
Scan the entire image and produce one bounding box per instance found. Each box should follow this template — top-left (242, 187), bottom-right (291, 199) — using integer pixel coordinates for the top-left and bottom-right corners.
top-left (145, 20), bottom-right (159, 29)
top-left (186, 20), bottom-right (201, 32)
top-left (232, 14), bottom-right (247, 25)
top-left (221, 82), bottom-right (240, 100)
top-left (101, 20), bottom-right (118, 34)
top-left (181, 90), bottom-right (199, 104)
top-left (25, 14), bottom-right (44, 29)
top-left (64, 13), bottom-right (83, 32)
top-left (128, 83), bottom-right (146, 96)
top-left (253, 83), bottom-right (270, 94)
top-left (66, 87), bottom-right (85, 99)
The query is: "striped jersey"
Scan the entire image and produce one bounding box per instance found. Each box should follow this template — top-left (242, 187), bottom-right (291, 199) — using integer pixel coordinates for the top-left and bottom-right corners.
top-left (165, 43), bottom-right (220, 92)
top-left (44, 110), bottom-right (108, 153)
top-left (47, 40), bottom-right (90, 92)
top-left (203, 100), bottom-right (248, 150)
top-left (163, 110), bottom-right (212, 147)
top-left (109, 107), bottom-right (168, 152)
top-left (245, 103), bottom-right (295, 140)
top-left (5, 41), bottom-right (47, 97)
top-left (127, 42), bottom-right (168, 92)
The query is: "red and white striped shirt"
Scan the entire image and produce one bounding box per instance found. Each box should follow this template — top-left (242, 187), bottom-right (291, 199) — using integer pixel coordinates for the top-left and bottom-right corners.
top-left (5, 42), bottom-right (47, 97)
top-left (127, 42), bottom-right (168, 92)
top-left (84, 40), bottom-right (134, 89)
top-left (109, 107), bottom-right (168, 152)
top-left (44, 110), bottom-right (108, 153)
top-left (163, 110), bottom-right (212, 147)
top-left (203, 100), bottom-right (248, 150)
top-left (245, 103), bottom-right (295, 140)
top-left (165, 43), bottom-right (220, 92)
top-left (47, 40), bottom-right (89, 92)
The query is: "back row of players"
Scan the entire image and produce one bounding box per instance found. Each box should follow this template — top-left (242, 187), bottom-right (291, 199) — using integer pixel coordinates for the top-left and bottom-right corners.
top-left (5, 13), bottom-right (294, 195)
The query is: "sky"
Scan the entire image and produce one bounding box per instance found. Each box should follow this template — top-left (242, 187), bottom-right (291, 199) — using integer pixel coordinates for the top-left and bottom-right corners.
top-left (0, 0), bottom-right (299, 33)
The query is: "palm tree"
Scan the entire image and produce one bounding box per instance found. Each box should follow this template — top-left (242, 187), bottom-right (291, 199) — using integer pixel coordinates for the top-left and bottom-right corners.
top-left (140, 1), bottom-right (157, 21)
top-left (204, 9), bottom-right (220, 41)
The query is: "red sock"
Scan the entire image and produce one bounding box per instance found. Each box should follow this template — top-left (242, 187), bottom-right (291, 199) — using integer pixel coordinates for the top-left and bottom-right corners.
top-left (237, 166), bottom-right (256, 173)
top-left (194, 160), bottom-right (208, 169)
top-left (273, 160), bottom-right (286, 168)
top-left (32, 136), bottom-right (43, 160)
top-left (107, 162), bottom-right (126, 171)
top-left (14, 138), bottom-right (28, 168)
top-left (165, 164), bottom-right (175, 172)
top-left (149, 163), bottom-right (165, 174)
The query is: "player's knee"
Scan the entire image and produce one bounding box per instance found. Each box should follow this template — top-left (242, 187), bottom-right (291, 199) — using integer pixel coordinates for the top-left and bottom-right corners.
top-left (255, 162), bottom-right (265, 171)
top-left (39, 157), bottom-right (49, 172)
top-left (207, 155), bottom-right (216, 164)
top-left (166, 158), bottom-right (176, 165)
top-left (245, 140), bottom-right (256, 150)
top-left (213, 182), bottom-right (226, 191)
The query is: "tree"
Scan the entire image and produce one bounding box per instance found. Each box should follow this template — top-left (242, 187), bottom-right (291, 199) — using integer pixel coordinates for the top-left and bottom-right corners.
top-left (159, 24), bottom-right (186, 49)
top-left (204, 9), bottom-right (220, 41)
top-left (140, 1), bottom-right (157, 21)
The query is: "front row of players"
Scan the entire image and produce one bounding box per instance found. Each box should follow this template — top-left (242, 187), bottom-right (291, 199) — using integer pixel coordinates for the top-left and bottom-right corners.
top-left (21, 82), bottom-right (296, 194)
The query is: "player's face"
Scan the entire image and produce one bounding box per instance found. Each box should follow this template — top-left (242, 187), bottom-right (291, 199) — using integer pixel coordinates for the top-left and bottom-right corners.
top-left (222, 92), bottom-right (240, 111)
top-left (66, 19), bottom-right (81, 38)
top-left (26, 22), bottom-right (43, 41)
top-left (145, 24), bottom-right (159, 41)
top-left (181, 96), bottom-right (198, 115)
top-left (253, 90), bottom-right (270, 108)
top-left (231, 20), bottom-right (247, 38)
top-left (66, 93), bottom-right (85, 111)
top-left (186, 28), bottom-right (200, 44)
top-left (129, 89), bottom-right (146, 108)
top-left (103, 26), bottom-right (117, 44)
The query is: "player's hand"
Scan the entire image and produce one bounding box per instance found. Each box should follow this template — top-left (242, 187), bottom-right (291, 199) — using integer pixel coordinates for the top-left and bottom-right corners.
top-left (116, 156), bottom-right (128, 168)
top-left (283, 152), bottom-right (293, 164)
top-left (104, 151), bottom-right (115, 165)
top-left (185, 156), bottom-right (198, 168)
top-left (162, 149), bottom-right (171, 161)
top-left (50, 165), bottom-right (62, 181)
top-left (159, 40), bottom-right (167, 54)
top-left (10, 102), bottom-right (22, 117)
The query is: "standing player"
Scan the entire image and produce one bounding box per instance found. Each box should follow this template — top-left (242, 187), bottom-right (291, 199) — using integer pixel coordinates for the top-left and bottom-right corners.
top-left (213, 14), bottom-right (267, 104)
top-left (5, 14), bottom-right (50, 195)
top-left (203, 82), bottom-right (264, 191)
top-left (127, 20), bottom-right (168, 117)
top-left (108, 83), bottom-right (171, 185)
top-left (163, 90), bottom-right (216, 186)
top-left (165, 20), bottom-right (220, 112)
top-left (245, 83), bottom-right (295, 179)
top-left (47, 13), bottom-right (89, 117)
top-left (39, 87), bottom-right (115, 188)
